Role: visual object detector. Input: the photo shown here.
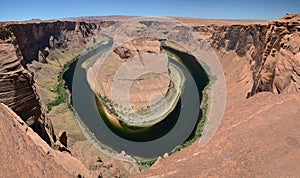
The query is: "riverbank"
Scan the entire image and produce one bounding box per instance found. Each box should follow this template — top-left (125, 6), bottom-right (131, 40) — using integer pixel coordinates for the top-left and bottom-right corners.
top-left (96, 61), bottom-right (185, 129)
top-left (30, 48), bottom-right (130, 167)
top-left (70, 41), bottom-right (209, 157)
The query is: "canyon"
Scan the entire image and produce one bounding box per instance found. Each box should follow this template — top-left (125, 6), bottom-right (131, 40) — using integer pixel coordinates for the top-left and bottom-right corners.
top-left (0, 14), bottom-right (299, 177)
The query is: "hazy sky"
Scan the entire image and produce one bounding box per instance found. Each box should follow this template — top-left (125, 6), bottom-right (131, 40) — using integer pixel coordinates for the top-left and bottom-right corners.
top-left (1, 0), bottom-right (299, 21)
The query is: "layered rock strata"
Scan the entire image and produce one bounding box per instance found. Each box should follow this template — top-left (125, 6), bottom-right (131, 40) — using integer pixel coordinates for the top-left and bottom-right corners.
top-left (0, 25), bottom-right (53, 144)
top-left (0, 20), bottom-right (113, 144)
top-left (193, 14), bottom-right (300, 102)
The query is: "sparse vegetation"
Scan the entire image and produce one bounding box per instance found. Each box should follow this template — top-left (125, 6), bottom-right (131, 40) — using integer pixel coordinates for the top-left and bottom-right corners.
top-left (46, 81), bottom-right (69, 112)
top-left (46, 55), bottom-right (79, 113)
top-left (137, 158), bottom-right (157, 170)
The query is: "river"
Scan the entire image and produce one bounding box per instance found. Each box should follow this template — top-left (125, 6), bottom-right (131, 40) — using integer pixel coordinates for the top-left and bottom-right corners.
top-left (63, 41), bottom-right (209, 158)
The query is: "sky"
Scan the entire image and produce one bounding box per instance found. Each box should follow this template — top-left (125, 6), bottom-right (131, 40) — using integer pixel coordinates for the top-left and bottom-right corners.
top-left (1, 0), bottom-right (299, 21)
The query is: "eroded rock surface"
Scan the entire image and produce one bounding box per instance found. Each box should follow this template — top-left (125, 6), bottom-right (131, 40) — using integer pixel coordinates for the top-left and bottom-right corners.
top-left (93, 37), bottom-right (170, 110)
top-left (0, 103), bottom-right (128, 177)
top-left (0, 103), bottom-right (71, 177)
top-left (138, 93), bottom-right (300, 177)
top-left (192, 14), bottom-right (300, 104)
top-left (0, 24), bottom-right (54, 145)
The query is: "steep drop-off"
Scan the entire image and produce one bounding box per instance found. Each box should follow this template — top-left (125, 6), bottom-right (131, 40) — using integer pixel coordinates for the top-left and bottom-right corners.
top-left (0, 103), bottom-right (129, 177)
top-left (0, 24), bottom-right (53, 144)
top-left (0, 103), bottom-right (71, 177)
top-left (0, 20), bottom-right (115, 146)
top-left (0, 15), bottom-right (299, 177)
top-left (193, 14), bottom-right (300, 101)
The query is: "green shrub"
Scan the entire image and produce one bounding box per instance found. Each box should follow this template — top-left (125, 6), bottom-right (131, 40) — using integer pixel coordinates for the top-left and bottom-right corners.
top-left (46, 55), bottom-right (79, 113)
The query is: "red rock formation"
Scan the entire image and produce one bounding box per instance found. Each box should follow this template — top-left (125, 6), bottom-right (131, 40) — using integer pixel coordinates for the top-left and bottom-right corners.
top-left (194, 14), bottom-right (300, 97)
top-left (252, 19), bottom-right (300, 94)
top-left (136, 15), bottom-right (300, 177)
top-left (58, 130), bottom-right (68, 147)
top-left (0, 24), bottom-right (53, 145)
top-left (1, 20), bottom-right (129, 177)
top-left (0, 103), bottom-right (71, 177)
top-left (93, 37), bottom-right (170, 110)
top-left (137, 93), bottom-right (300, 177)
top-left (0, 103), bottom-right (128, 177)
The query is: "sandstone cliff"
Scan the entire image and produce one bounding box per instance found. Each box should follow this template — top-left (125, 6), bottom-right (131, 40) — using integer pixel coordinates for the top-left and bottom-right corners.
top-left (193, 14), bottom-right (300, 101)
top-left (0, 20), bottom-right (114, 146)
top-left (0, 24), bottom-right (53, 144)
top-left (7, 21), bottom-right (107, 64)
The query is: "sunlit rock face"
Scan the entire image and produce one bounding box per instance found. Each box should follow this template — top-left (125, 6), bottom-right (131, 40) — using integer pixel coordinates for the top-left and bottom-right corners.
top-left (0, 25), bottom-right (52, 144)
top-left (93, 37), bottom-right (170, 111)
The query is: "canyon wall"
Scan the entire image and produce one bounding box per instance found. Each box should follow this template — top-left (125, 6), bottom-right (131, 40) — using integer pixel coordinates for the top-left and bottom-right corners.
top-left (194, 14), bottom-right (300, 99)
top-left (7, 21), bottom-right (112, 64)
top-left (0, 20), bottom-right (113, 145)
top-left (0, 25), bottom-right (53, 144)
